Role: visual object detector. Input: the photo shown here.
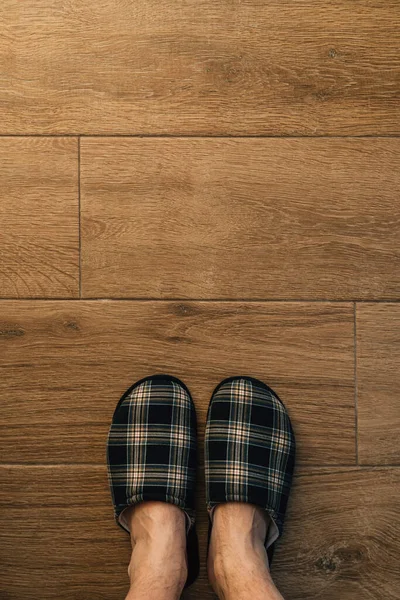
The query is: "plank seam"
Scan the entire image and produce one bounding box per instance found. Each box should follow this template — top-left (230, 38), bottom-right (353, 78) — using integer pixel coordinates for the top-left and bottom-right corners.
top-left (0, 298), bottom-right (399, 303)
top-left (1, 134), bottom-right (400, 139)
top-left (78, 136), bottom-right (82, 299)
top-left (354, 302), bottom-right (359, 465)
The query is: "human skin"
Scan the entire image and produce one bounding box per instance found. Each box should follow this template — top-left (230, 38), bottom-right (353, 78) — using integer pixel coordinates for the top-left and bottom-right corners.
top-left (124, 501), bottom-right (284, 600)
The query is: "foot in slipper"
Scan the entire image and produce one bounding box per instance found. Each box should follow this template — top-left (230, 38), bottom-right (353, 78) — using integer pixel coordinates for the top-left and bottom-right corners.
top-left (107, 374), bottom-right (200, 595)
top-left (205, 376), bottom-right (295, 599)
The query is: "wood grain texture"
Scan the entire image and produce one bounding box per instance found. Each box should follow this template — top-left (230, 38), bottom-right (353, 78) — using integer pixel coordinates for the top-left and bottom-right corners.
top-left (0, 466), bottom-right (130, 600)
top-left (1, 466), bottom-right (398, 600)
top-left (270, 467), bottom-right (400, 600)
top-left (0, 300), bottom-right (355, 465)
top-left (81, 138), bottom-right (400, 300)
top-left (0, 137), bottom-right (79, 298)
top-left (1, 0), bottom-right (399, 135)
top-left (357, 304), bottom-right (400, 465)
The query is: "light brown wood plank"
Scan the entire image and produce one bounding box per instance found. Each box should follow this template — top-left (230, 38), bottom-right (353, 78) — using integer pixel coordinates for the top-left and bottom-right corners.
top-left (1, 1), bottom-right (399, 135)
top-left (1, 465), bottom-right (398, 599)
top-left (0, 465), bottom-right (129, 600)
top-left (270, 467), bottom-right (400, 600)
top-left (81, 138), bottom-right (400, 300)
top-left (357, 303), bottom-right (400, 465)
top-left (0, 300), bottom-right (355, 465)
top-left (0, 138), bottom-right (79, 298)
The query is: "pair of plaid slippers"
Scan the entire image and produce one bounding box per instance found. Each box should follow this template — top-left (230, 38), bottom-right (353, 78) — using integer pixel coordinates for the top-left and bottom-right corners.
top-left (107, 374), bottom-right (295, 587)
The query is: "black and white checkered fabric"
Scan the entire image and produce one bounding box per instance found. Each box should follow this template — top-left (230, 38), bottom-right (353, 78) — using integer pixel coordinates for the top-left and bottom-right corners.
top-left (205, 376), bottom-right (295, 561)
top-left (107, 374), bottom-right (199, 585)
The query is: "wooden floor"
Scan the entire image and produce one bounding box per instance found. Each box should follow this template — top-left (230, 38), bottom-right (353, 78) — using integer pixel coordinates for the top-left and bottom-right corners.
top-left (0, 2), bottom-right (399, 599)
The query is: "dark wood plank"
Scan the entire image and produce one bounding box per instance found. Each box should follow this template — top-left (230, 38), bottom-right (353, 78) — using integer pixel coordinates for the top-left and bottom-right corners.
top-left (1, 465), bottom-right (398, 599)
top-left (357, 304), bottom-right (400, 465)
top-left (81, 138), bottom-right (400, 300)
top-left (0, 137), bottom-right (79, 298)
top-left (0, 300), bottom-right (355, 465)
top-left (1, 0), bottom-right (399, 135)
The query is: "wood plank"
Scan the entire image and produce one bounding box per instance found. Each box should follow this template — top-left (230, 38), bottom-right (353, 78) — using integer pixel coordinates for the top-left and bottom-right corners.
top-left (81, 138), bottom-right (400, 300)
top-left (271, 467), bottom-right (400, 600)
top-left (0, 300), bottom-right (355, 465)
top-left (357, 304), bottom-right (400, 465)
top-left (1, 0), bottom-right (399, 135)
top-left (0, 465), bottom-right (129, 600)
top-left (0, 138), bottom-right (79, 298)
top-left (1, 465), bottom-right (398, 599)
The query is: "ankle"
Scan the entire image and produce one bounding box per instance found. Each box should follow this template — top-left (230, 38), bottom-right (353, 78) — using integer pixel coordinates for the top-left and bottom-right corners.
top-left (129, 545), bottom-right (187, 586)
top-left (126, 501), bottom-right (187, 542)
top-left (126, 562), bottom-right (185, 600)
top-left (126, 502), bottom-right (188, 595)
top-left (210, 541), bottom-right (270, 590)
top-left (129, 535), bottom-right (187, 573)
top-left (210, 502), bottom-right (268, 552)
top-left (208, 503), bottom-right (272, 597)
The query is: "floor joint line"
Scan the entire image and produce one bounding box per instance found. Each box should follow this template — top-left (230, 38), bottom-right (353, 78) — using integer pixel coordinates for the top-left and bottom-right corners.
top-left (354, 302), bottom-right (359, 465)
top-left (78, 136), bottom-right (82, 299)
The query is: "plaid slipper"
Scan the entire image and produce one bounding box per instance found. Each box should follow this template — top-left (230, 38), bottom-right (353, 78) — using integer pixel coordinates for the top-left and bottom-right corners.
top-left (107, 374), bottom-right (199, 587)
top-left (205, 376), bottom-right (295, 563)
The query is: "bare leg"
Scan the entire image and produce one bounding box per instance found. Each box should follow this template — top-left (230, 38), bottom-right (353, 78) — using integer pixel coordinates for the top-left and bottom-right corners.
top-left (208, 503), bottom-right (285, 600)
top-left (124, 501), bottom-right (187, 600)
